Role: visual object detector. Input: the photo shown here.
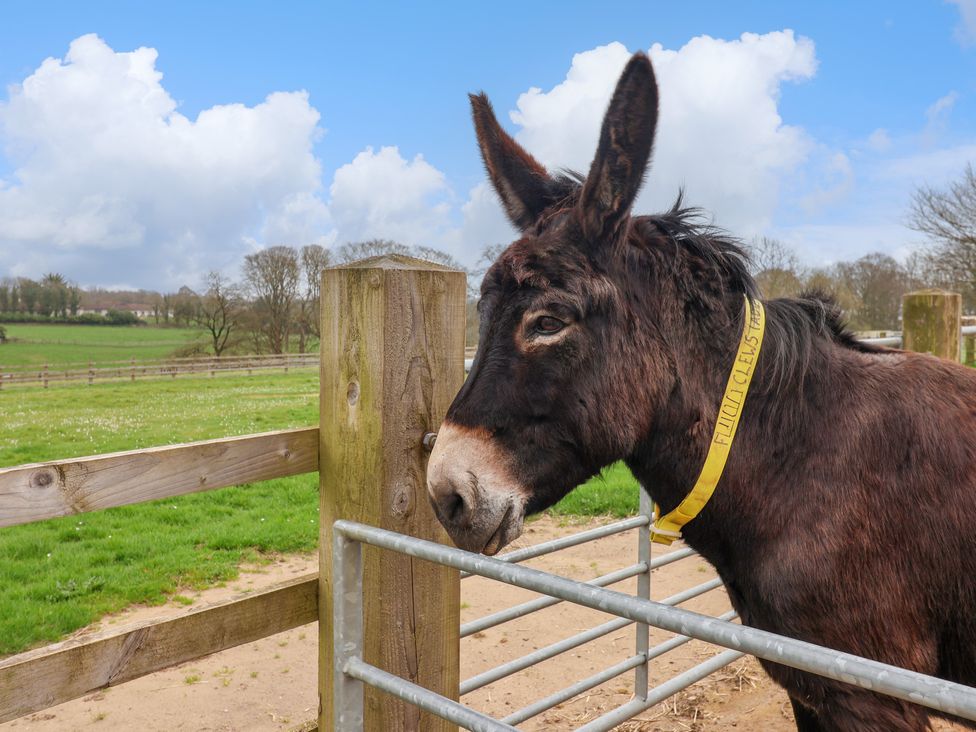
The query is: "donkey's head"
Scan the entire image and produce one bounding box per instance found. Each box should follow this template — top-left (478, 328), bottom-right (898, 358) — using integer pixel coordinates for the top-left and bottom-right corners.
top-left (427, 53), bottom-right (670, 554)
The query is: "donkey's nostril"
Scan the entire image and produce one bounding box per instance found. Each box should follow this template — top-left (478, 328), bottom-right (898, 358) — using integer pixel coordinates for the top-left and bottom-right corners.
top-left (445, 490), bottom-right (466, 523)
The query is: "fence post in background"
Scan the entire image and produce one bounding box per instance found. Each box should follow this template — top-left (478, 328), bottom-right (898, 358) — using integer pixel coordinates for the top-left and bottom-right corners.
top-left (131, 357), bottom-right (136, 382)
top-left (902, 289), bottom-right (962, 362)
top-left (963, 316), bottom-right (976, 367)
top-left (42, 363), bottom-right (48, 389)
top-left (88, 360), bottom-right (93, 386)
top-left (319, 254), bottom-right (465, 732)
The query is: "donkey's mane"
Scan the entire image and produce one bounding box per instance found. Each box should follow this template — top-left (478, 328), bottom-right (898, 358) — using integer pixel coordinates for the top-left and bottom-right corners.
top-left (641, 199), bottom-right (882, 390)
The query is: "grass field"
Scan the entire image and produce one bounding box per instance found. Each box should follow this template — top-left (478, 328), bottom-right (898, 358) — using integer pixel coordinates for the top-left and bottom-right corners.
top-left (0, 372), bottom-right (638, 656)
top-left (0, 323), bottom-right (204, 368)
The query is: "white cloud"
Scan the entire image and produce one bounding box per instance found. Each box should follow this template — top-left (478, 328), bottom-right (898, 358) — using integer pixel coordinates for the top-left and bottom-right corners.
top-left (770, 221), bottom-right (928, 267)
top-left (799, 152), bottom-right (854, 214)
top-left (0, 34), bottom-right (328, 289)
top-left (482, 32), bottom-right (818, 242)
top-left (921, 91), bottom-right (959, 146)
top-left (866, 128), bottom-right (892, 152)
top-left (949, 0), bottom-right (976, 46)
top-left (457, 182), bottom-right (518, 257)
top-left (327, 145), bottom-right (453, 248)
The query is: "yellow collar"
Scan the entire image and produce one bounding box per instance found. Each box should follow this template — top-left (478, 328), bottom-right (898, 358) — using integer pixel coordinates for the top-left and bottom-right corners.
top-left (651, 296), bottom-right (766, 545)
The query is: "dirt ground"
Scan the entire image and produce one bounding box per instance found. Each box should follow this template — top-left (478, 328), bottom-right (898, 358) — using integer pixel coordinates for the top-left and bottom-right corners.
top-left (1, 516), bottom-right (967, 731)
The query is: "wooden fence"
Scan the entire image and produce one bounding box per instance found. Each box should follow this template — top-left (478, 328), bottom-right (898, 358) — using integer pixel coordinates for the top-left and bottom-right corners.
top-left (0, 352), bottom-right (319, 388)
top-left (0, 279), bottom-right (964, 729)
top-left (0, 255), bottom-right (465, 731)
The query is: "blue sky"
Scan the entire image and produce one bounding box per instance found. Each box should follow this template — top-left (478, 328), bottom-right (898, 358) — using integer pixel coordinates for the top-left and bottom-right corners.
top-left (0, 1), bottom-right (974, 289)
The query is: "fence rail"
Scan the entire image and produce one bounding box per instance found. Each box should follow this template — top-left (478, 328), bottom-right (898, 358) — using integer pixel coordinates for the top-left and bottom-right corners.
top-left (0, 427), bottom-right (318, 528)
top-left (0, 352), bottom-right (319, 388)
top-left (0, 572), bottom-right (317, 724)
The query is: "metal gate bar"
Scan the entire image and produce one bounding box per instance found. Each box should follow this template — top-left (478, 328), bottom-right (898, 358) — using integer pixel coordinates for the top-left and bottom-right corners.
top-left (460, 515), bottom-right (649, 578)
top-left (501, 654), bottom-right (647, 725)
top-left (344, 657), bottom-right (516, 732)
top-left (577, 649), bottom-right (746, 732)
top-left (460, 616), bottom-right (632, 694)
top-left (460, 563), bottom-right (646, 637)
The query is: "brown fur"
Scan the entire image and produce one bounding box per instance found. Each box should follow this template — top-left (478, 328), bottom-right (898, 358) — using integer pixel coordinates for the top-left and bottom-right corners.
top-left (437, 52), bottom-right (976, 731)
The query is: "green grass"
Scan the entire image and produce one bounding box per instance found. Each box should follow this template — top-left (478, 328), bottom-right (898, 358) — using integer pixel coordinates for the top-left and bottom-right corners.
top-left (0, 372), bottom-right (319, 655)
top-left (0, 371), bottom-right (638, 656)
top-left (551, 462), bottom-right (640, 517)
top-left (0, 323), bottom-right (204, 368)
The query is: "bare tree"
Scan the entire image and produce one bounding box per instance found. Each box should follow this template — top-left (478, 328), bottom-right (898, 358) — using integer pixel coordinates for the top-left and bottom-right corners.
top-left (748, 236), bottom-right (804, 299)
top-left (335, 239), bottom-right (412, 263)
top-left (195, 272), bottom-right (242, 357)
top-left (800, 267), bottom-right (858, 316)
top-left (909, 164), bottom-right (976, 306)
top-left (296, 245), bottom-right (331, 352)
top-left (833, 253), bottom-right (907, 330)
top-left (412, 246), bottom-right (464, 270)
top-left (243, 246), bottom-right (300, 354)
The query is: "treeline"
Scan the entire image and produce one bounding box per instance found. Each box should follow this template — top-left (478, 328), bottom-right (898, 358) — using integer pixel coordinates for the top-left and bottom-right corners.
top-left (171, 239), bottom-right (463, 356)
top-left (0, 273), bottom-right (82, 319)
top-left (751, 163), bottom-right (976, 331)
top-left (748, 239), bottom-right (924, 331)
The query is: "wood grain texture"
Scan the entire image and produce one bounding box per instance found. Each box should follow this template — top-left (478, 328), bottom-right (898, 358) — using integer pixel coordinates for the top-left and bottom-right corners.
top-left (0, 427), bottom-right (318, 528)
top-left (319, 255), bottom-right (465, 731)
top-left (0, 573), bottom-right (317, 724)
top-left (902, 289), bottom-right (962, 361)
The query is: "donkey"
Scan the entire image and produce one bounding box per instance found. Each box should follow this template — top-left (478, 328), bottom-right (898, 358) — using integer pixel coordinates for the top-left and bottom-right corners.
top-left (426, 53), bottom-right (976, 731)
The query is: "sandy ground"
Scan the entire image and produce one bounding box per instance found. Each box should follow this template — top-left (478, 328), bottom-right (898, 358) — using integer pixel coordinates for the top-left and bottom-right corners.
top-left (1, 516), bottom-right (967, 731)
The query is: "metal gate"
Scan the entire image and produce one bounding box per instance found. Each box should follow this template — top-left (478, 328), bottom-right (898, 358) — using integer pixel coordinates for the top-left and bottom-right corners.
top-left (330, 505), bottom-right (976, 730)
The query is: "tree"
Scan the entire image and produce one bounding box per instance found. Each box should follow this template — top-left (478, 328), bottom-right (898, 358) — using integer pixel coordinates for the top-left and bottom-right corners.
top-left (335, 239), bottom-right (411, 263)
top-left (833, 253), bottom-right (907, 330)
top-left (19, 278), bottom-right (39, 314)
top-left (171, 286), bottom-right (199, 327)
top-left (68, 286), bottom-right (81, 316)
top-left (161, 293), bottom-right (172, 324)
top-left (748, 237), bottom-right (804, 299)
top-left (243, 246), bottom-right (300, 354)
top-left (42, 273), bottom-right (70, 318)
top-left (909, 164), bottom-right (976, 307)
top-left (413, 246), bottom-right (464, 270)
top-left (803, 268), bottom-right (860, 318)
top-left (0, 282), bottom-right (9, 313)
top-left (296, 245), bottom-right (331, 352)
top-left (194, 272), bottom-right (242, 357)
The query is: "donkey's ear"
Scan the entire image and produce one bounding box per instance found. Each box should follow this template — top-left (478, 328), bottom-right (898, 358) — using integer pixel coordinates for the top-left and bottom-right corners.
top-left (470, 92), bottom-right (555, 231)
top-left (578, 53), bottom-right (658, 244)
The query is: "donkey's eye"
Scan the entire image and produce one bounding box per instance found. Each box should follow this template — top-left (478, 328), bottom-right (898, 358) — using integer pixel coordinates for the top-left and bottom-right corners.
top-left (533, 316), bottom-right (565, 335)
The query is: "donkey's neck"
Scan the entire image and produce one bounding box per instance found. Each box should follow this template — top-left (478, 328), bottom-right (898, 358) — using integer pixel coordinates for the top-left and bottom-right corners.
top-left (624, 296), bottom-right (840, 566)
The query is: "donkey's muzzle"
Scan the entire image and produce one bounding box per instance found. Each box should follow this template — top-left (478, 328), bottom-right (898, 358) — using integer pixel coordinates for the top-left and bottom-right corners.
top-left (425, 422), bottom-right (526, 555)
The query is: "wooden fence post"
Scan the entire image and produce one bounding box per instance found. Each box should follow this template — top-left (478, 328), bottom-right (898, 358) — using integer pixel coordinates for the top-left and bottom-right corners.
top-left (902, 289), bottom-right (962, 361)
top-left (963, 316), bottom-right (976, 367)
top-left (319, 255), bottom-right (465, 731)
